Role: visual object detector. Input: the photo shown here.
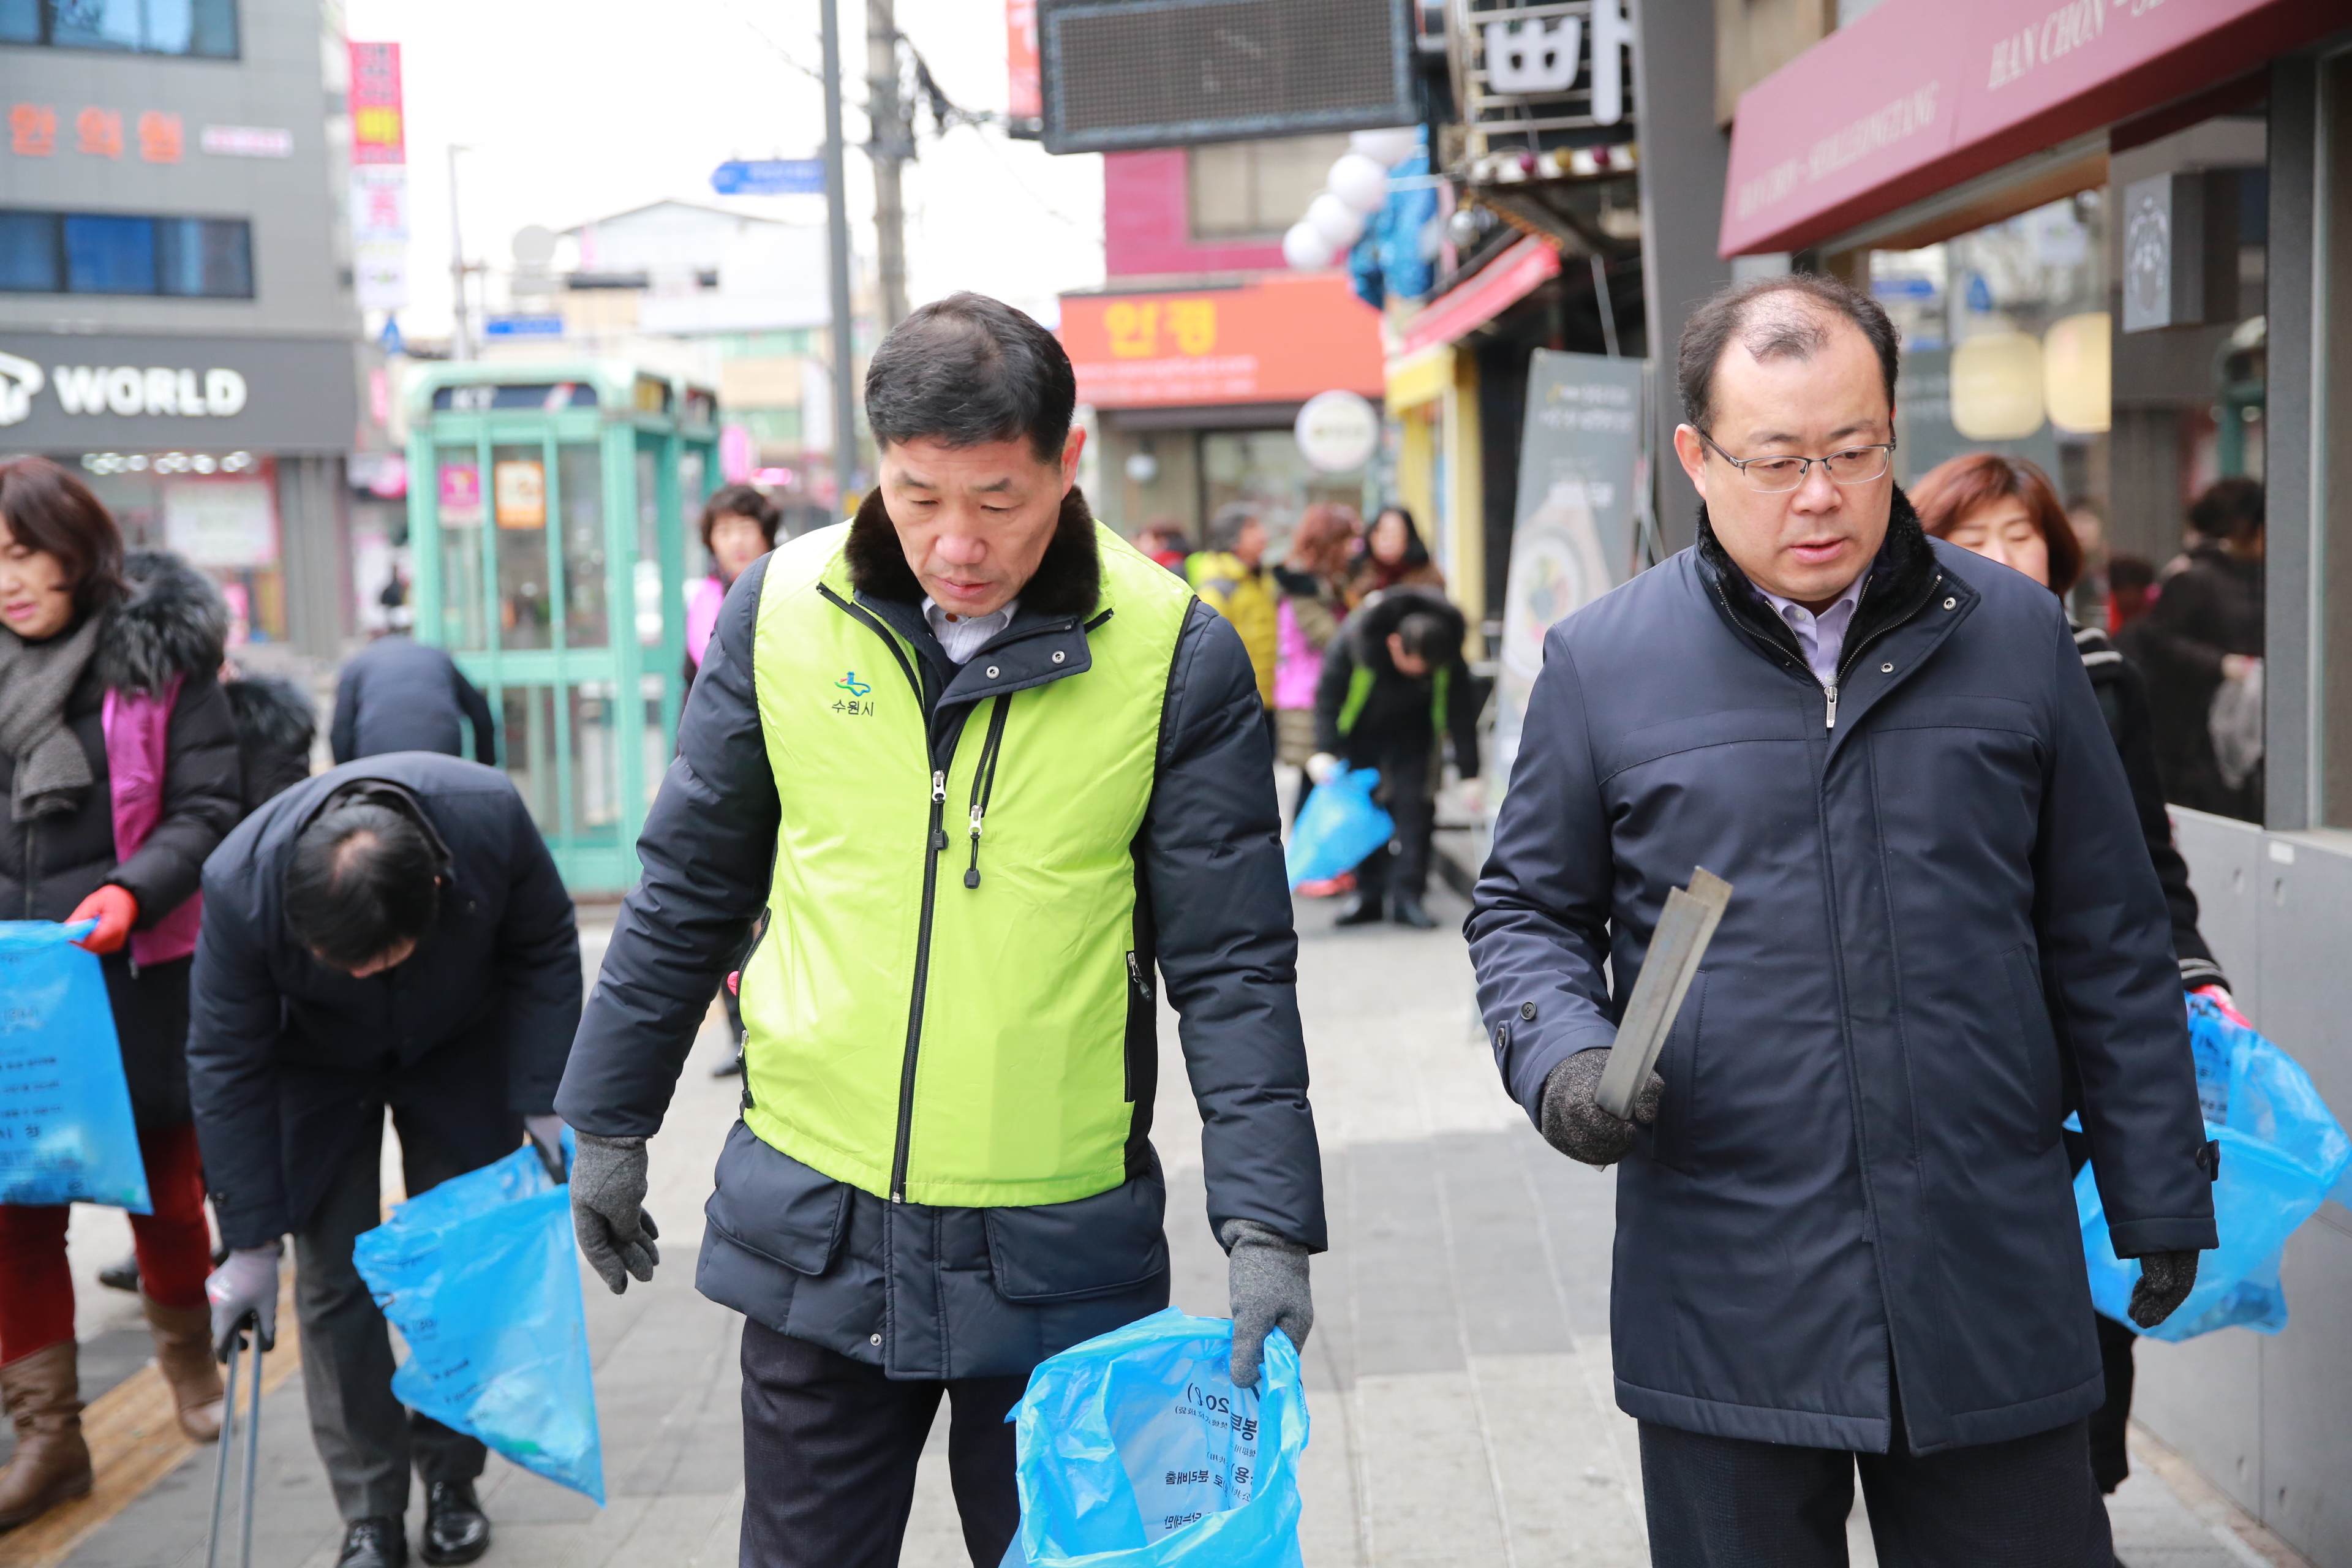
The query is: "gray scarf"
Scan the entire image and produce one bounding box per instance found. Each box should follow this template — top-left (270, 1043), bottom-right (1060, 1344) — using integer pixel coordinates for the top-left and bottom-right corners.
top-left (0, 614), bottom-right (103, 820)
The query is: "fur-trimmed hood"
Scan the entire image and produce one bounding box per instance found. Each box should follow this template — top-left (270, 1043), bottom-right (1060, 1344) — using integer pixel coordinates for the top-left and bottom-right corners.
top-left (95, 549), bottom-right (229, 696)
top-left (223, 671), bottom-right (316, 755)
top-left (843, 485), bottom-right (1103, 619)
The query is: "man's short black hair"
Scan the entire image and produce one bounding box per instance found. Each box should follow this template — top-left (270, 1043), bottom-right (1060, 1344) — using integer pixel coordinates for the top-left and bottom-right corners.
top-left (864, 292), bottom-right (1076, 464)
top-left (1394, 611), bottom-right (1461, 667)
top-left (1678, 273), bottom-right (1900, 433)
top-left (284, 803), bottom-right (442, 968)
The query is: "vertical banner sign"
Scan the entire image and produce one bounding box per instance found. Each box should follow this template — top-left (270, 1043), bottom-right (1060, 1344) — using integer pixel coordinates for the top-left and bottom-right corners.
top-left (1007, 0), bottom-right (1041, 127)
top-left (1491, 350), bottom-right (1646, 796)
top-left (348, 42), bottom-right (408, 309)
top-left (348, 43), bottom-right (405, 164)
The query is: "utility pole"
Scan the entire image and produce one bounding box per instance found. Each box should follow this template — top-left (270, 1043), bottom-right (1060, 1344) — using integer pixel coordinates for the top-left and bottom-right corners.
top-left (866, 0), bottom-right (909, 330)
top-left (447, 145), bottom-right (471, 360)
top-left (820, 0), bottom-right (860, 506)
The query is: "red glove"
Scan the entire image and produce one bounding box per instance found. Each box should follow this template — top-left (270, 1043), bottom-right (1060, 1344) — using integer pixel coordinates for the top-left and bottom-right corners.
top-left (69, 884), bottom-right (138, 955)
top-left (2192, 984), bottom-right (2252, 1029)
top-left (726, 970), bottom-right (741, 997)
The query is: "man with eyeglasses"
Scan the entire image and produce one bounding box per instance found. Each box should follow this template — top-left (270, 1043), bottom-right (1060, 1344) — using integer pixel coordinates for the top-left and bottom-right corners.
top-left (1467, 274), bottom-right (2214, 1566)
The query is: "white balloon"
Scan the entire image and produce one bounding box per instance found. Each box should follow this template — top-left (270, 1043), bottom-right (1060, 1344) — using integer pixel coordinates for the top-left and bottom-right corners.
top-left (1305, 192), bottom-right (1366, 249)
top-left (1349, 127), bottom-right (1419, 167)
top-left (1327, 153), bottom-right (1391, 214)
top-left (1283, 221), bottom-right (1336, 270)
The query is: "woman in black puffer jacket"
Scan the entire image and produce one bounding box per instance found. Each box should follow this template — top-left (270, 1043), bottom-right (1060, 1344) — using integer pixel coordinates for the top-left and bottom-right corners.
top-left (0, 457), bottom-right (243, 1531)
top-left (1915, 453), bottom-right (2228, 1502)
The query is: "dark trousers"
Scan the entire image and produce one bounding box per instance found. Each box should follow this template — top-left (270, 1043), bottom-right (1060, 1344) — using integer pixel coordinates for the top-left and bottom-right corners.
top-left (1638, 1411), bottom-right (2113, 1567)
top-left (739, 1319), bottom-right (1025, 1568)
top-left (2088, 1311), bottom-right (2136, 1493)
top-left (1356, 752), bottom-right (1436, 903)
top-left (294, 1106), bottom-right (489, 1521)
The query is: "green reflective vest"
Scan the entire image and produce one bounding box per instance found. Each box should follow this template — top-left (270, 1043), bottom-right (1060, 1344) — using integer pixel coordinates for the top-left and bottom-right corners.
top-left (738, 520), bottom-right (1194, 1208)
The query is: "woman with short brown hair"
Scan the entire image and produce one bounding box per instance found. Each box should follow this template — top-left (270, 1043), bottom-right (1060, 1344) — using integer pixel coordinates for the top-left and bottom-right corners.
top-left (1913, 450), bottom-right (2227, 1499)
top-left (0, 457), bottom-right (244, 1528)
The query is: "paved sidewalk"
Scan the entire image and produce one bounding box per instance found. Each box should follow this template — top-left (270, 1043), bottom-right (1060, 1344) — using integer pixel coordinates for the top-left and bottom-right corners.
top-left (29, 894), bottom-right (2309, 1568)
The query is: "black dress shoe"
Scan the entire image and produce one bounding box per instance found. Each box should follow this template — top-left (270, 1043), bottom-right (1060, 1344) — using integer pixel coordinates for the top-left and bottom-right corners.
top-left (337, 1518), bottom-right (409, 1568)
top-left (421, 1482), bottom-right (490, 1566)
top-left (1334, 894), bottom-right (1384, 927)
top-left (1390, 897), bottom-right (1438, 929)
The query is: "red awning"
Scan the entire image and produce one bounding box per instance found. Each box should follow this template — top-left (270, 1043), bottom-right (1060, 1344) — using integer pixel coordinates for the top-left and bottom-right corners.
top-left (1719, 0), bottom-right (2331, 257)
top-left (1402, 236), bottom-right (1561, 355)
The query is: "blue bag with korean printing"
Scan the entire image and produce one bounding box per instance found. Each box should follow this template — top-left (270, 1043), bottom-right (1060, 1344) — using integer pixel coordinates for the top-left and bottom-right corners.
top-left (1008, 1307), bottom-right (1307, 1568)
top-left (0, 921), bottom-right (151, 1213)
top-left (1286, 766), bottom-right (1393, 889)
top-left (2076, 994), bottom-right (2352, 1341)
top-left (353, 1136), bottom-right (604, 1502)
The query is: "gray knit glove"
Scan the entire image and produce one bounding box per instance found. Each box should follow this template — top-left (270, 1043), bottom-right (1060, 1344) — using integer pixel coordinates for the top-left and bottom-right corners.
top-left (1220, 1218), bottom-right (1312, 1390)
top-left (2127, 1250), bottom-right (2200, 1328)
top-left (570, 1131), bottom-right (660, 1294)
top-left (1539, 1047), bottom-right (1664, 1168)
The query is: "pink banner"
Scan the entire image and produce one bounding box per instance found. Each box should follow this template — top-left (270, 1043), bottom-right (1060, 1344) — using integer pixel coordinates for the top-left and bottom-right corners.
top-left (1719, 0), bottom-right (2326, 257)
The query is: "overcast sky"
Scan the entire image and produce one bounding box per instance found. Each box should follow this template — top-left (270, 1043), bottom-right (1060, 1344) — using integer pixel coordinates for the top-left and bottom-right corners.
top-left (342, 0), bottom-right (1106, 337)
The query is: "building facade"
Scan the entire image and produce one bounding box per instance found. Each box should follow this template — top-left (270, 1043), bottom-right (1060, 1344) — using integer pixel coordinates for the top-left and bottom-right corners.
top-left (0, 0), bottom-right (361, 655)
top-left (1061, 144), bottom-right (1387, 558)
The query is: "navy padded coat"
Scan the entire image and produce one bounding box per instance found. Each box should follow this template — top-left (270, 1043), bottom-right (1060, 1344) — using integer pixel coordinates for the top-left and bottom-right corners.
top-left (1468, 494), bottom-right (2215, 1456)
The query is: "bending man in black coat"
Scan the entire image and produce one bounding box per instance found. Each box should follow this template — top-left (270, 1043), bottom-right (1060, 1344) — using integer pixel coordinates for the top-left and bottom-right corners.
top-left (188, 753), bottom-right (579, 1568)
top-left (1306, 586), bottom-right (1481, 929)
top-left (1468, 275), bottom-right (2215, 1568)
top-left (331, 633), bottom-right (498, 766)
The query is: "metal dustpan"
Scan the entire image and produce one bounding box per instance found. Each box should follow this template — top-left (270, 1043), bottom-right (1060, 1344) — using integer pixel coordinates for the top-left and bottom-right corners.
top-left (205, 1316), bottom-right (268, 1568)
top-left (1596, 867), bottom-right (1733, 1120)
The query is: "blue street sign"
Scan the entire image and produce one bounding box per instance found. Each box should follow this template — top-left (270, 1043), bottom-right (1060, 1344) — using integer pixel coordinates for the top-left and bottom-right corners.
top-left (379, 315), bottom-right (405, 356)
top-left (484, 315), bottom-right (565, 338)
top-left (711, 158), bottom-right (826, 196)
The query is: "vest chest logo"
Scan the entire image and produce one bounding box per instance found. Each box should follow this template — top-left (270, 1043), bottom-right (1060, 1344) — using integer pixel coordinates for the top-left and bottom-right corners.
top-left (832, 671), bottom-right (875, 716)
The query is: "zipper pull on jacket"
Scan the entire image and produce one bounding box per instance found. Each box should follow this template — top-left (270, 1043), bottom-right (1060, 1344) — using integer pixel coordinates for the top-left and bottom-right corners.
top-left (1825, 684), bottom-right (1839, 730)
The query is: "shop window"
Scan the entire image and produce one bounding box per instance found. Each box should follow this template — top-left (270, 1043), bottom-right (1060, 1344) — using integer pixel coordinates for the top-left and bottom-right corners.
top-left (1199, 428), bottom-right (1369, 554)
top-left (1189, 134), bottom-right (1349, 241)
top-left (2323, 55), bottom-right (2352, 828)
top-left (1861, 108), bottom-right (2269, 823)
top-left (64, 213), bottom-right (156, 294)
top-left (493, 444), bottom-right (552, 651)
top-left (0, 0), bottom-right (238, 56)
top-left (0, 211), bottom-right (58, 292)
top-left (157, 217), bottom-right (253, 298)
top-left (0, 210), bottom-right (254, 298)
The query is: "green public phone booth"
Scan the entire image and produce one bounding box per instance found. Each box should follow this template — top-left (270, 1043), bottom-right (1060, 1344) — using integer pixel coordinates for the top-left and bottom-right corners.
top-left (405, 362), bottom-right (717, 893)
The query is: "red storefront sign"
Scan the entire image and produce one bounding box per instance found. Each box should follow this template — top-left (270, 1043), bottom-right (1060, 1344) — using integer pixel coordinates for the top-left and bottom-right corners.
top-left (349, 41), bottom-right (404, 166)
top-left (1059, 274), bottom-right (1383, 409)
top-left (1401, 235), bottom-right (1562, 355)
top-left (1720, 0), bottom-right (2333, 257)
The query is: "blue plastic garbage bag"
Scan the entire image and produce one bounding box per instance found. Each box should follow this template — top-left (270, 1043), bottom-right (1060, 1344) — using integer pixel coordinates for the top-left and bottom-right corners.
top-left (353, 1136), bottom-right (605, 1502)
top-left (1286, 766), bottom-right (1393, 889)
top-left (0, 920), bottom-right (151, 1213)
top-left (1008, 1307), bottom-right (1307, 1568)
top-left (2077, 993), bottom-right (2352, 1341)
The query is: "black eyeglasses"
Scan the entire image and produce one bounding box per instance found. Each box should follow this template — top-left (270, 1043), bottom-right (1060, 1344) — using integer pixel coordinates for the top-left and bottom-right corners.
top-left (1698, 429), bottom-right (1897, 494)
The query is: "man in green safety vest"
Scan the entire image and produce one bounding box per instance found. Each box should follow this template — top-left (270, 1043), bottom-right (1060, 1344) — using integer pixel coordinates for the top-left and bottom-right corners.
top-left (554, 293), bottom-right (1325, 1568)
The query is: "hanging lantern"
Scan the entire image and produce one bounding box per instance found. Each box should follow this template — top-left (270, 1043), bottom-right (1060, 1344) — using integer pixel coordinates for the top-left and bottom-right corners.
top-left (2042, 312), bottom-right (2112, 434)
top-left (1950, 332), bottom-right (2045, 441)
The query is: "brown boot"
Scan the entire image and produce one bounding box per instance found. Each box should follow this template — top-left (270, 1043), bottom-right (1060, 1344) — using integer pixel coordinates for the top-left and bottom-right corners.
top-left (143, 1296), bottom-right (224, 1443)
top-left (0, 1340), bottom-right (93, 1531)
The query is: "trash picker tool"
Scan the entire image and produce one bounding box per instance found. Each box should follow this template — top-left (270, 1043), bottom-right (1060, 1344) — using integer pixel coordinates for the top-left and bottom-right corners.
top-left (1596, 868), bottom-right (1733, 1120)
